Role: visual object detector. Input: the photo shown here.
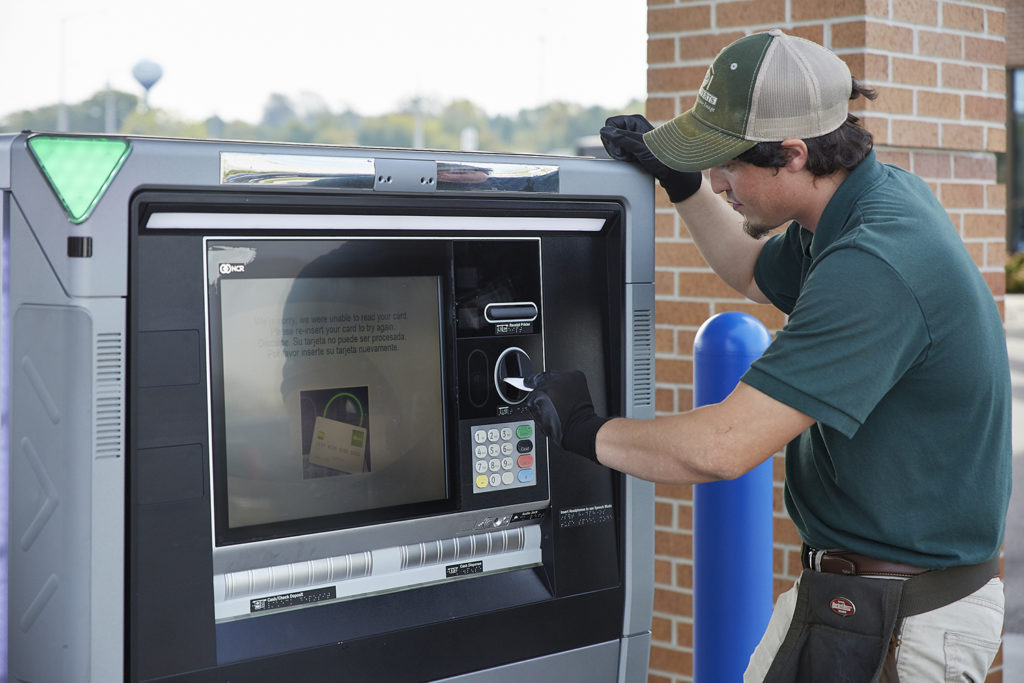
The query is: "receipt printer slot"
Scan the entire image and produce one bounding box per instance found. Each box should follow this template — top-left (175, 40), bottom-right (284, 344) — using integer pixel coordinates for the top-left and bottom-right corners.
top-left (484, 302), bottom-right (538, 323)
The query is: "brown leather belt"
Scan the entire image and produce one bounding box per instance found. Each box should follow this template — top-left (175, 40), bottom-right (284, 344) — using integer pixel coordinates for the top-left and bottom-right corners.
top-left (803, 545), bottom-right (930, 578)
top-left (802, 544), bottom-right (1000, 617)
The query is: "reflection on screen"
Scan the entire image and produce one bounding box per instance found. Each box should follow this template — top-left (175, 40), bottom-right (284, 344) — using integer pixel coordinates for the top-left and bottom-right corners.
top-left (218, 274), bottom-right (446, 529)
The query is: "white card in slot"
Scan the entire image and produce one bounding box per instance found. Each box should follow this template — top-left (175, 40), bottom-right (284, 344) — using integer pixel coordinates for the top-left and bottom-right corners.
top-left (503, 377), bottom-right (533, 392)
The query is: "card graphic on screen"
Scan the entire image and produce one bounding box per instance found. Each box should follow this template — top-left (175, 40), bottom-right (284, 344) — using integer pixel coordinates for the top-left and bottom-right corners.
top-left (301, 386), bottom-right (370, 476)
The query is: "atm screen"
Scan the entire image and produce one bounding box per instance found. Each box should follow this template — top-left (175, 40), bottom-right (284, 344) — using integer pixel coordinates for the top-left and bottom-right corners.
top-left (207, 239), bottom-right (455, 544)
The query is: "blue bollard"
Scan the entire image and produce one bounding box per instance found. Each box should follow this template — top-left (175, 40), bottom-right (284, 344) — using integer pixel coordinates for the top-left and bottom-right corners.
top-left (693, 312), bottom-right (774, 682)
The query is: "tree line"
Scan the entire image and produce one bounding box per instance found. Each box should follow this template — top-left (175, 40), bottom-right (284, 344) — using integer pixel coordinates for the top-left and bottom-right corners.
top-left (0, 89), bottom-right (643, 155)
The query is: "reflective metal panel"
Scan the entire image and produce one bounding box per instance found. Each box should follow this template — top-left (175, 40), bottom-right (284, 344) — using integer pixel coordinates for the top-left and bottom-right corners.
top-left (220, 153), bottom-right (376, 189)
top-left (220, 152), bottom-right (559, 193)
top-left (436, 161), bottom-right (558, 192)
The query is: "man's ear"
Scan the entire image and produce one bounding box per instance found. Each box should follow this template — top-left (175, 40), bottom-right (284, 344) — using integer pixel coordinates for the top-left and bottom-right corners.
top-left (779, 139), bottom-right (809, 172)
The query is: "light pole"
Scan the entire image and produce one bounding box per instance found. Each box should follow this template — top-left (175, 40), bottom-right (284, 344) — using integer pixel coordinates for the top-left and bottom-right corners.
top-left (56, 10), bottom-right (109, 131)
top-left (57, 17), bottom-right (69, 130)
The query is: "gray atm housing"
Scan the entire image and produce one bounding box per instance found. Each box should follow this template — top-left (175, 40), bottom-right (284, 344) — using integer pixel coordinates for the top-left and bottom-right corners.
top-left (2, 133), bottom-right (656, 683)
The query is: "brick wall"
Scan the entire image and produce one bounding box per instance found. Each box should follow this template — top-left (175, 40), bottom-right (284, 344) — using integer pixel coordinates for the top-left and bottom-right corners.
top-left (1008, 0), bottom-right (1024, 66)
top-left (644, 2), bottom-right (1008, 681)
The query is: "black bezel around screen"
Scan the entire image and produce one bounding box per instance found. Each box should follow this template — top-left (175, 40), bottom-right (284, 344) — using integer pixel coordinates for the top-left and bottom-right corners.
top-left (206, 237), bottom-right (460, 546)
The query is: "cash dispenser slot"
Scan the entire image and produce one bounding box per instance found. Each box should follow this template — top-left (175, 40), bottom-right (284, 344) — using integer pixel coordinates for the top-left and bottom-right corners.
top-left (213, 525), bottom-right (542, 621)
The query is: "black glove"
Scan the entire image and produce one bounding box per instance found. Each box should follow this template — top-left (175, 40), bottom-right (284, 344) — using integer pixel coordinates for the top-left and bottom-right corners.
top-left (599, 114), bottom-right (702, 203)
top-left (525, 371), bottom-right (611, 462)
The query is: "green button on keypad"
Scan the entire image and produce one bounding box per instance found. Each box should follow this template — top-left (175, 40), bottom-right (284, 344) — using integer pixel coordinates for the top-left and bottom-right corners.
top-left (516, 424), bottom-right (533, 439)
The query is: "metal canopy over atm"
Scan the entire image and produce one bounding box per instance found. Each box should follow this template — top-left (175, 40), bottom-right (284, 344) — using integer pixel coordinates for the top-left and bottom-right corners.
top-left (2, 132), bottom-right (656, 683)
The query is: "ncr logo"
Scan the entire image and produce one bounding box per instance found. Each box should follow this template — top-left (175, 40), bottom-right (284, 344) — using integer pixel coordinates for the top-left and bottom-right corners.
top-left (219, 263), bottom-right (246, 275)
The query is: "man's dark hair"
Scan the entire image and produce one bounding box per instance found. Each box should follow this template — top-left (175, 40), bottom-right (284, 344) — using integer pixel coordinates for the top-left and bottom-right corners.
top-left (735, 80), bottom-right (878, 176)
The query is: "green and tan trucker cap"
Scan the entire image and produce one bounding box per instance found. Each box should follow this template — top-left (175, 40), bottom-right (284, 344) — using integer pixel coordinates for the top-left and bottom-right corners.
top-left (643, 29), bottom-right (853, 172)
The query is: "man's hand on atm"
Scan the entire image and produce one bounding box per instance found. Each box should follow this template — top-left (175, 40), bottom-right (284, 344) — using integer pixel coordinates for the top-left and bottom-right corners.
top-left (524, 371), bottom-right (611, 462)
top-left (599, 114), bottom-right (703, 204)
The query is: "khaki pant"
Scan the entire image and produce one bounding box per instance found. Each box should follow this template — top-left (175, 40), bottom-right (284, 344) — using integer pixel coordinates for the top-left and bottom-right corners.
top-left (745, 577), bottom-right (1004, 682)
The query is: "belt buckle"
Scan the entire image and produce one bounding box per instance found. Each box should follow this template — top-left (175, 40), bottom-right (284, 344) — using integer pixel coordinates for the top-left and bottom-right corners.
top-left (807, 547), bottom-right (828, 572)
top-left (807, 547), bottom-right (858, 575)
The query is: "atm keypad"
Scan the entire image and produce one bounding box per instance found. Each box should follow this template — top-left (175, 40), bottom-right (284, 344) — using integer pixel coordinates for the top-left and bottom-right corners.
top-left (471, 420), bottom-right (537, 493)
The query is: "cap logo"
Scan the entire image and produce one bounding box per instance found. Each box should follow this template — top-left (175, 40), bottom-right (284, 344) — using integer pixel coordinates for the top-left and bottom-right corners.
top-left (697, 66), bottom-right (718, 111)
top-left (829, 597), bottom-right (856, 617)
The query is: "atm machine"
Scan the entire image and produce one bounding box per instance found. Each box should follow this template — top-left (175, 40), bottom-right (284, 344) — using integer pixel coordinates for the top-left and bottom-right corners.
top-left (1, 132), bottom-right (656, 682)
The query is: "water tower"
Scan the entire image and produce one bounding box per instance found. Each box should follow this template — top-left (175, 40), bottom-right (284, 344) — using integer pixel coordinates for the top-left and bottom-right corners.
top-left (132, 59), bottom-right (163, 110)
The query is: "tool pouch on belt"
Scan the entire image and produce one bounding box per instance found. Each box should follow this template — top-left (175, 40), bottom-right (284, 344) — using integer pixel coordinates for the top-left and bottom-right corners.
top-left (763, 569), bottom-right (903, 683)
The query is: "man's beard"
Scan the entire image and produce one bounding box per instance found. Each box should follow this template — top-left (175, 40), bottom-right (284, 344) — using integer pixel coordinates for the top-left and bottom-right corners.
top-left (743, 219), bottom-right (775, 240)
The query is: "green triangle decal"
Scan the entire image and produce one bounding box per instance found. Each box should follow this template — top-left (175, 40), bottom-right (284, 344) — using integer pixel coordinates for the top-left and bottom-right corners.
top-left (27, 135), bottom-right (130, 224)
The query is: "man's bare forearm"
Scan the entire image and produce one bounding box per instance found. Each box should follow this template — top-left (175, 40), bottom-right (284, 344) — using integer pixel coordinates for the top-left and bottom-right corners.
top-left (593, 383), bottom-right (815, 485)
top-left (675, 179), bottom-right (769, 304)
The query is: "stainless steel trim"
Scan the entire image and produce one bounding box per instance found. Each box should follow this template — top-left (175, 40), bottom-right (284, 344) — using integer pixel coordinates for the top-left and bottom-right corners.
top-left (220, 152), bottom-right (376, 188)
top-left (435, 161), bottom-right (558, 192)
top-left (219, 152), bottom-right (558, 193)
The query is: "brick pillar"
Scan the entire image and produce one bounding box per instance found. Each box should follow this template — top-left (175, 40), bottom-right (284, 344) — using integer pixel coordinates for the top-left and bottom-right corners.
top-left (645, 2), bottom-right (1007, 682)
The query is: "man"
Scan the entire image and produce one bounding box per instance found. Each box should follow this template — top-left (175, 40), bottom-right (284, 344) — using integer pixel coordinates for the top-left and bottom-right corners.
top-left (526, 30), bottom-right (1010, 681)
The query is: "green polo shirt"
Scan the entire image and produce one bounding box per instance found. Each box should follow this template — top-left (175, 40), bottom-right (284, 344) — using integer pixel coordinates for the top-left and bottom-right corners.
top-left (744, 151), bottom-right (1011, 568)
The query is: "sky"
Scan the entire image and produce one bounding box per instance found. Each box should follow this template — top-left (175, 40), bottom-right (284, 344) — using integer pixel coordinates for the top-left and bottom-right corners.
top-left (0, 0), bottom-right (648, 123)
